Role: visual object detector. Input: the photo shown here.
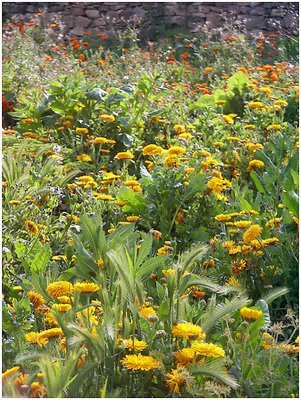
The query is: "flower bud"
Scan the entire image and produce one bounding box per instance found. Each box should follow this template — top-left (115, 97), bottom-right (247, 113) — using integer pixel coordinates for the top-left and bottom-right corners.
top-left (155, 329), bottom-right (167, 338)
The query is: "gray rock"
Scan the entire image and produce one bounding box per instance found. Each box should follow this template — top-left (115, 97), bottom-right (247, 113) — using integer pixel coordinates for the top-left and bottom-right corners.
top-left (271, 8), bottom-right (285, 17)
top-left (72, 7), bottom-right (85, 16)
top-left (62, 15), bottom-right (74, 28)
top-left (169, 16), bottom-right (186, 26)
top-left (26, 5), bottom-right (35, 12)
top-left (74, 16), bottom-right (91, 28)
top-left (85, 9), bottom-right (100, 18)
top-left (250, 7), bottom-right (265, 16)
top-left (132, 7), bottom-right (145, 18)
top-left (70, 27), bottom-right (86, 36)
top-left (245, 16), bottom-right (267, 30)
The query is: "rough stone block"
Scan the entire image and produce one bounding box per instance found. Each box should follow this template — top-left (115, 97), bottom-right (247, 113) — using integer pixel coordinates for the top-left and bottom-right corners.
top-left (271, 8), bottom-right (285, 17)
top-left (132, 7), bottom-right (145, 18)
top-left (245, 16), bottom-right (267, 30)
top-left (74, 16), bottom-right (91, 28)
top-left (85, 9), bottom-right (100, 18)
top-left (62, 15), bottom-right (74, 28)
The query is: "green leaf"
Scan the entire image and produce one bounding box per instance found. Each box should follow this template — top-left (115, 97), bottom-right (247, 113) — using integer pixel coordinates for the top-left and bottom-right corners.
top-left (135, 233), bottom-right (153, 268)
top-left (157, 300), bottom-right (169, 319)
top-left (189, 94), bottom-right (215, 110)
top-left (250, 171), bottom-right (265, 193)
top-left (86, 88), bottom-right (106, 102)
top-left (30, 244), bottom-right (52, 273)
top-left (256, 299), bottom-right (271, 328)
top-left (178, 273), bottom-right (220, 296)
top-left (260, 287), bottom-right (289, 305)
top-left (117, 187), bottom-right (147, 215)
top-left (147, 109), bottom-right (165, 118)
top-left (227, 71), bottom-right (249, 93)
top-left (282, 190), bottom-right (299, 216)
top-left (58, 267), bottom-right (76, 281)
top-left (137, 256), bottom-right (165, 281)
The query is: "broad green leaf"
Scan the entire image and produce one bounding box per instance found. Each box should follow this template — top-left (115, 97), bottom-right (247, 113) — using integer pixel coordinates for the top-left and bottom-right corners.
top-left (30, 244), bottom-right (52, 273)
top-left (227, 71), bottom-right (249, 93)
top-left (282, 190), bottom-right (299, 216)
top-left (250, 171), bottom-right (265, 193)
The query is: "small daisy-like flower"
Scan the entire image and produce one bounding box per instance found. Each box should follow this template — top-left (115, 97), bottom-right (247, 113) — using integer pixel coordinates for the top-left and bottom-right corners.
top-left (120, 354), bottom-right (160, 371)
top-left (240, 307), bottom-right (263, 322)
top-left (191, 341), bottom-right (225, 357)
top-left (73, 282), bottom-right (100, 293)
top-left (25, 332), bottom-right (49, 346)
top-left (100, 114), bottom-right (115, 122)
top-left (114, 151), bottom-right (134, 160)
top-left (39, 328), bottom-right (64, 339)
top-left (25, 220), bottom-right (39, 236)
top-left (28, 290), bottom-right (45, 307)
top-left (46, 281), bottom-right (74, 298)
top-left (172, 322), bottom-right (206, 340)
top-left (52, 303), bottom-right (72, 312)
top-left (242, 224), bottom-right (262, 243)
top-left (246, 160), bottom-right (265, 172)
top-left (123, 338), bottom-right (148, 351)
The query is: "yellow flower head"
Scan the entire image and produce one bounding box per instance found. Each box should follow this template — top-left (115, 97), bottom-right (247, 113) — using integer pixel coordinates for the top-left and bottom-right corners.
top-left (191, 341), bottom-right (225, 357)
top-left (164, 154), bottom-right (179, 168)
top-left (52, 303), bottom-right (72, 312)
top-left (248, 101), bottom-right (263, 109)
top-left (25, 332), bottom-right (48, 346)
top-left (39, 327), bottom-right (64, 339)
top-left (243, 224), bottom-right (262, 243)
top-left (266, 124), bottom-right (282, 131)
top-left (75, 127), bottom-right (89, 135)
top-left (174, 348), bottom-right (196, 367)
top-left (234, 220), bottom-right (252, 229)
top-left (172, 322), bottom-right (205, 340)
top-left (240, 307), bottom-right (263, 322)
top-left (167, 146), bottom-right (186, 155)
top-left (165, 369), bottom-right (187, 394)
top-left (207, 177), bottom-right (231, 194)
top-left (114, 151), bottom-right (134, 160)
top-left (25, 220), bottom-right (39, 236)
top-left (2, 366), bottom-right (20, 381)
top-left (142, 144), bottom-right (164, 156)
top-left (274, 100), bottom-right (288, 107)
top-left (123, 338), bottom-right (148, 351)
top-left (57, 296), bottom-right (72, 304)
top-left (174, 125), bottom-right (186, 135)
top-left (94, 137), bottom-right (116, 145)
top-left (246, 160), bottom-right (265, 172)
top-left (120, 354), bottom-right (160, 371)
top-left (73, 282), bottom-right (100, 293)
top-left (100, 114), bottom-right (115, 122)
top-left (139, 306), bottom-right (157, 321)
top-left (46, 281), bottom-right (74, 298)
top-left (28, 290), bottom-right (45, 307)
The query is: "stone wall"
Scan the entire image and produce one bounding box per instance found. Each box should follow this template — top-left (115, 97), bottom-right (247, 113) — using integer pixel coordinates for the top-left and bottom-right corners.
top-left (2, 2), bottom-right (299, 37)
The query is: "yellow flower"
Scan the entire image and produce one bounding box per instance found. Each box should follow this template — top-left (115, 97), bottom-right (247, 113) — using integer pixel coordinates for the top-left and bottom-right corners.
top-left (57, 296), bottom-right (72, 304)
top-left (167, 146), bottom-right (186, 155)
top-left (245, 142), bottom-right (264, 151)
top-left (162, 268), bottom-right (174, 276)
top-left (2, 366), bottom-right (20, 381)
top-left (94, 137), bottom-right (116, 145)
top-left (222, 115), bottom-right (234, 125)
top-left (207, 177), bottom-right (231, 194)
top-left (191, 341), bottom-right (225, 357)
top-left (39, 327), bottom-right (64, 339)
top-left (52, 303), bottom-right (72, 312)
top-left (139, 306), bottom-right (157, 321)
top-left (243, 224), bottom-right (262, 243)
top-left (246, 159), bottom-right (265, 172)
top-left (174, 125), bottom-right (186, 135)
top-left (215, 214), bottom-right (233, 222)
top-left (94, 193), bottom-right (114, 201)
top-left (46, 281), bottom-right (74, 298)
top-left (126, 215), bottom-right (140, 222)
top-left (266, 124), bottom-right (283, 131)
top-left (243, 124), bottom-right (256, 130)
top-left (97, 258), bottom-right (105, 268)
top-left (25, 332), bottom-right (48, 346)
top-left (215, 100), bottom-right (226, 105)
top-left (157, 245), bottom-right (172, 256)
top-left (274, 100), bottom-right (288, 106)
top-left (28, 290), bottom-right (45, 307)
top-left (266, 218), bottom-right (281, 228)
top-left (172, 322), bottom-right (206, 340)
top-left (25, 220), bottom-right (39, 236)
top-left (164, 154), bottom-right (179, 168)
top-left (142, 144), bottom-right (164, 156)
top-left (75, 127), bottom-right (89, 135)
top-left (14, 373), bottom-right (29, 390)
top-left (174, 348), bottom-right (196, 367)
top-left (179, 132), bottom-right (193, 139)
top-left (261, 238), bottom-right (280, 246)
top-left (73, 282), bottom-right (100, 293)
top-left (149, 229), bottom-right (162, 240)
top-left (76, 154), bottom-right (92, 163)
top-left (240, 307), bottom-right (263, 322)
top-left (124, 338), bottom-right (148, 351)
top-left (100, 114), bottom-right (115, 122)
top-left (248, 101), bottom-right (263, 108)
top-left (30, 381), bottom-right (45, 398)
top-left (120, 354), bottom-right (160, 371)
top-left (114, 151), bottom-right (134, 160)
top-left (165, 369), bottom-right (186, 394)
top-left (9, 200), bottom-right (21, 205)
top-left (234, 220), bottom-right (252, 229)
